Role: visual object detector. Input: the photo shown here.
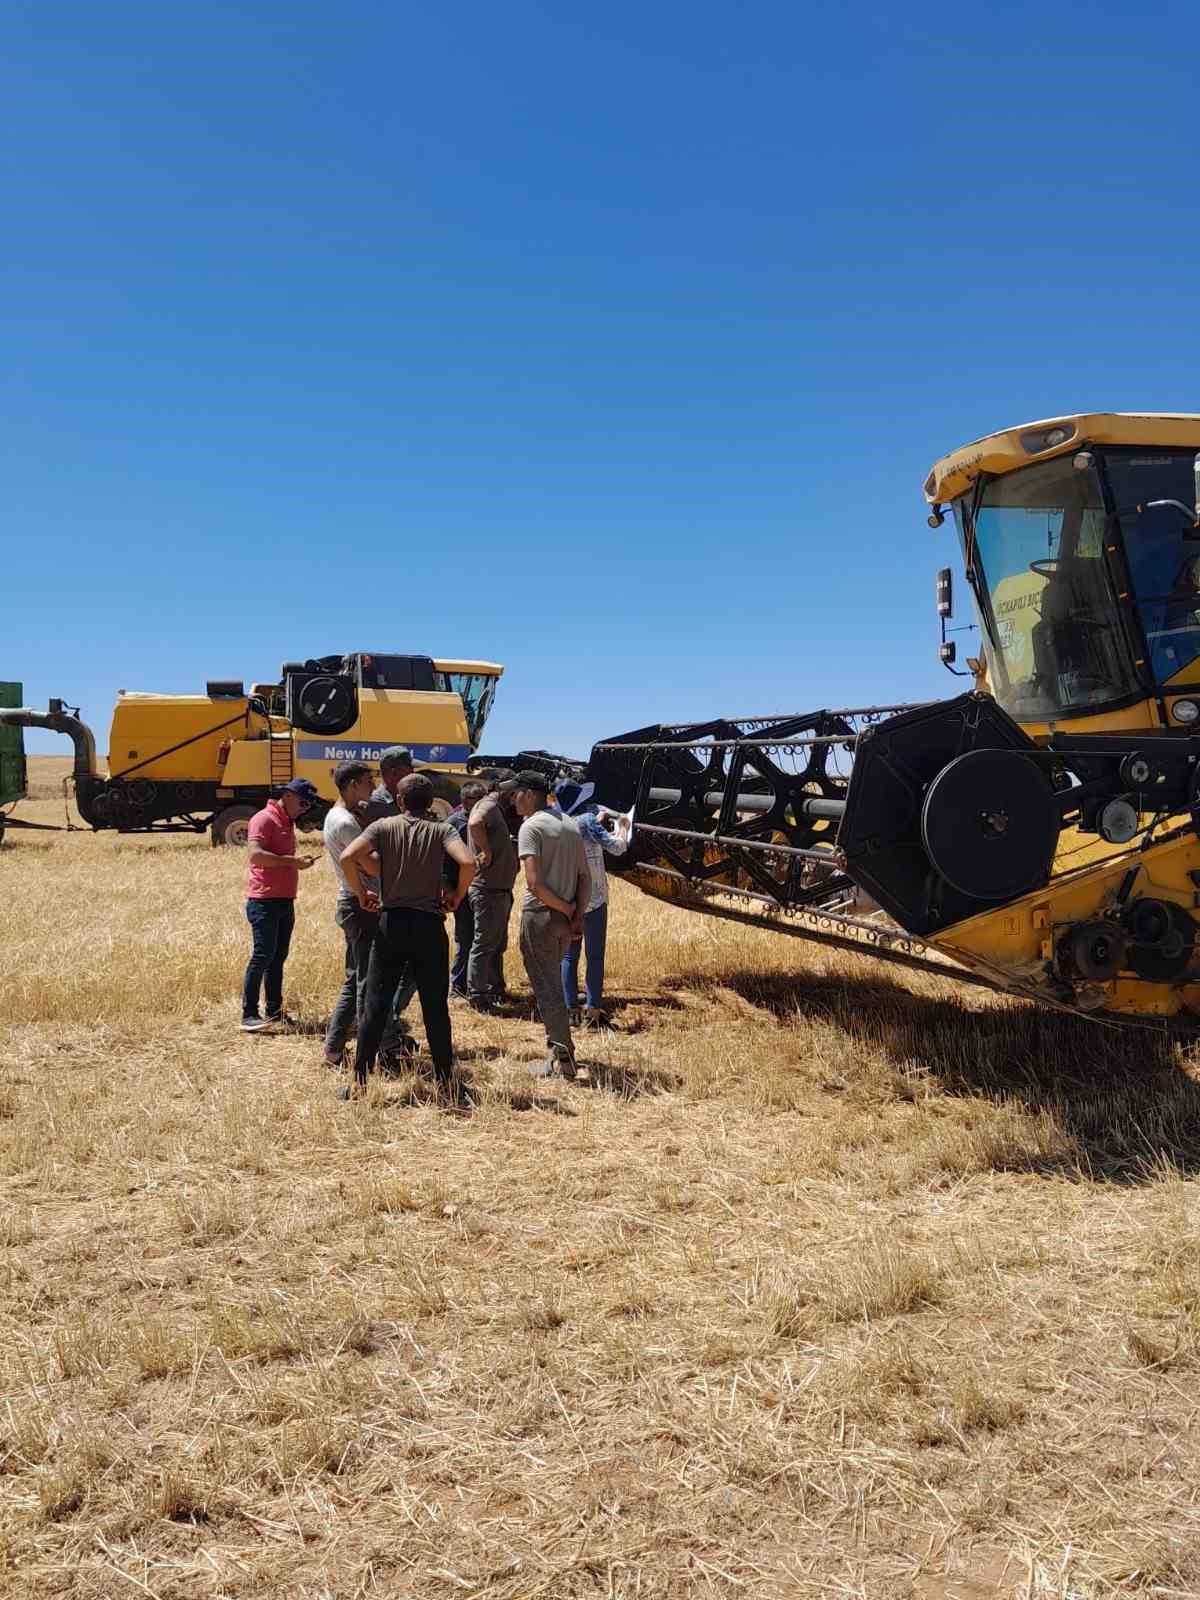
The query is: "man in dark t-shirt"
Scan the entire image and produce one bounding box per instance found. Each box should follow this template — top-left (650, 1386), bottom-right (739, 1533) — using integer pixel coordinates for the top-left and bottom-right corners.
top-left (338, 773), bottom-right (475, 1097)
top-left (466, 788), bottom-right (518, 1010)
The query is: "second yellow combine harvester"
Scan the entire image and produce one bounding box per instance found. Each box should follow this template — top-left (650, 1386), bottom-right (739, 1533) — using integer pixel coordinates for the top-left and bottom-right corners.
top-left (1, 653), bottom-right (502, 845)
top-left (586, 414), bottom-right (1200, 1024)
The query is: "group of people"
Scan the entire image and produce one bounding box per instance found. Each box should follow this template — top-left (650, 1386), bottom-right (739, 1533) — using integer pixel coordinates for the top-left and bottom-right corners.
top-left (238, 745), bottom-right (631, 1099)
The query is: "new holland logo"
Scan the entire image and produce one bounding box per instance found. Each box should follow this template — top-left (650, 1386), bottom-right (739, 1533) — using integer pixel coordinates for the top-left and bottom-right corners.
top-left (295, 740), bottom-right (470, 763)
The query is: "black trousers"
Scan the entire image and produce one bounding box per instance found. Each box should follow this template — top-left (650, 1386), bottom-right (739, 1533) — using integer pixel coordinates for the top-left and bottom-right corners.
top-left (354, 908), bottom-right (453, 1084)
top-left (450, 896), bottom-right (474, 992)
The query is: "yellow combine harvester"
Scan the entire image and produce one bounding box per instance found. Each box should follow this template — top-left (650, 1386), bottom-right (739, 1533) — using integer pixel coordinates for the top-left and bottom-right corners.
top-left (586, 414), bottom-right (1200, 1024)
top-left (1, 652), bottom-right (502, 845)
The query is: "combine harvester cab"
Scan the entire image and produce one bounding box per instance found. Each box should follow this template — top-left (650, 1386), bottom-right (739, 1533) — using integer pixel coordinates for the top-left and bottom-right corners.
top-left (586, 414), bottom-right (1200, 1025)
top-left (0, 653), bottom-right (504, 845)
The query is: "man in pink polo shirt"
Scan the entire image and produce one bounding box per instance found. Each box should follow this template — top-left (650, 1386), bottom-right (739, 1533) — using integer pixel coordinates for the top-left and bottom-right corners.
top-left (240, 778), bottom-right (320, 1032)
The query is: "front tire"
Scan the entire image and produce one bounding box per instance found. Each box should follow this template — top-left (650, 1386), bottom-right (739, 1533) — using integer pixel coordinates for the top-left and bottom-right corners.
top-left (211, 803), bottom-right (257, 847)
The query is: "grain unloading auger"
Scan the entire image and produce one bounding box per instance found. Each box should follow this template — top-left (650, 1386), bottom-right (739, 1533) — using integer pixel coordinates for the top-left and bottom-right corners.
top-left (584, 414), bottom-right (1200, 1026)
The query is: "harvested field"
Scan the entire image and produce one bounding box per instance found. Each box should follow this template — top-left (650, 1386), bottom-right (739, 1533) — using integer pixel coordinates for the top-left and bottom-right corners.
top-left (6, 760), bottom-right (1200, 1596)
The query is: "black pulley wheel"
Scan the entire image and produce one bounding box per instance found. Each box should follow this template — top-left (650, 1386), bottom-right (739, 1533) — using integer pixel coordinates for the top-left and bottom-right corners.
top-left (295, 675), bottom-right (356, 734)
top-left (921, 749), bottom-right (1060, 901)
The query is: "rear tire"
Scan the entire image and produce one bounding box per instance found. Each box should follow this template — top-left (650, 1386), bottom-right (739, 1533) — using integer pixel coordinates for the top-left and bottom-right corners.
top-left (211, 803), bottom-right (257, 847)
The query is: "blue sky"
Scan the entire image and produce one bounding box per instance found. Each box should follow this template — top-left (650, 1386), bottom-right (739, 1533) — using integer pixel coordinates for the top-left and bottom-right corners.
top-left (6, 0), bottom-right (1200, 758)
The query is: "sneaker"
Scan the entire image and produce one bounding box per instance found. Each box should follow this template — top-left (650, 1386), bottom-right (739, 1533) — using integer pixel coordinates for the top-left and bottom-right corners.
top-left (323, 1051), bottom-right (344, 1071)
top-left (583, 1007), bottom-right (610, 1030)
top-left (265, 1011), bottom-right (299, 1029)
top-left (240, 1016), bottom-right (270, 1033)
top-left (450, 986), bottom-right (469, 1003)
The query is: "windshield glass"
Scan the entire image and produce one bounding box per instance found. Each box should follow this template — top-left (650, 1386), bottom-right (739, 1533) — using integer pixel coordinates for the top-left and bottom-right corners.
top-left (960, 456), bottom-right (1137, 720)
top-left (434, 671), bottom-right (497, 747)
top-left (1104, 448), bottom-right (1200, 687)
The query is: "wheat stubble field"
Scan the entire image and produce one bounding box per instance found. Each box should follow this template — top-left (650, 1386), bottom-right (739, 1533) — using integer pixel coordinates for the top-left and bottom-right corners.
top-left (6, 761), bottom-right (1200, 1597)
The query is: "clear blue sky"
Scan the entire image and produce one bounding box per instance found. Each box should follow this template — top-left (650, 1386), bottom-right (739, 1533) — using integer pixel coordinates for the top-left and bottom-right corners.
top-left (6, 0), bottom-right (1199, 757)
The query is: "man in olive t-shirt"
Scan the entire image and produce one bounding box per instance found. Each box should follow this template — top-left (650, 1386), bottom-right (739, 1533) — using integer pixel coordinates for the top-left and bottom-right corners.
top-left (337, 773), bottom-right (475, 1095)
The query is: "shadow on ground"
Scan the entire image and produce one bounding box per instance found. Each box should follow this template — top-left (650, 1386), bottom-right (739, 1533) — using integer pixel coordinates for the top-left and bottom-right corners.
top-left (583, 1057), bottom-right (682, 1098)
top-left (707, 966), bottom-right (1200, 1183)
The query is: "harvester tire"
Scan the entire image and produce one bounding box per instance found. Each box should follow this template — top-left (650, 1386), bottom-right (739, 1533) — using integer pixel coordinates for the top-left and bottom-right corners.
top-left (211, 804), bottom-right (257, 848)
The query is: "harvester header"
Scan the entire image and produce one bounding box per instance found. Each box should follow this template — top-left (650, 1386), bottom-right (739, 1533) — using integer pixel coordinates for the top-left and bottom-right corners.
top-left (585, 413), bottom-right (1200, 1027)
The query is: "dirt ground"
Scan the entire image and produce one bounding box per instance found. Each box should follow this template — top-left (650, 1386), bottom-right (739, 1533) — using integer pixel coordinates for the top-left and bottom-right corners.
top-left (5, 759), bottom-right (1200, 1597)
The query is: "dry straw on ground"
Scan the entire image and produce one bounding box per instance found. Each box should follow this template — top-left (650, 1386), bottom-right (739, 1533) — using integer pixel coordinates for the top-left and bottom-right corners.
top-left (6, 761), bottom-right (1200, 1596)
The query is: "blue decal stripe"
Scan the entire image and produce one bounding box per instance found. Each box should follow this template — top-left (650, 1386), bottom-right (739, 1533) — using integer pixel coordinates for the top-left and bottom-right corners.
top-left (295, 741), bottom-right (472, 763)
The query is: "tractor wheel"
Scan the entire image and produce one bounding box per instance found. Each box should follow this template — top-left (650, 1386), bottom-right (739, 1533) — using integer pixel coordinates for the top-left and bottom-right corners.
top-left (211, 804), bottom-right (258, 847)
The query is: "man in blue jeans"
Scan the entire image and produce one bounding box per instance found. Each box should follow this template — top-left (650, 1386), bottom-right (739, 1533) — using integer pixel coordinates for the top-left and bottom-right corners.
top-left (240, 778), bottom-right (319, 1032)
top-left (444, 781), bottom-right (487, 999)
top-left (553, 782), bottom-right (630, 1026)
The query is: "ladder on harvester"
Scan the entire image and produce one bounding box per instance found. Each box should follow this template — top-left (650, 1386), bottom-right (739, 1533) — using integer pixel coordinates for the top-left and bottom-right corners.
top-left (267, 716), bottom-right (294, 790)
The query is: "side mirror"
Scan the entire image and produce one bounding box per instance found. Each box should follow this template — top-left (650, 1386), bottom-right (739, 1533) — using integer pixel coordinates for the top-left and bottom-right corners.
top-left (936, 566), bottom-right (969, 675)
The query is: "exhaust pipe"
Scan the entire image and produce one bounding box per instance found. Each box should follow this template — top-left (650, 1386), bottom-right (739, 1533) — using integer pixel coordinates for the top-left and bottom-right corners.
top-left (0, 701), bottom-right (98, 781)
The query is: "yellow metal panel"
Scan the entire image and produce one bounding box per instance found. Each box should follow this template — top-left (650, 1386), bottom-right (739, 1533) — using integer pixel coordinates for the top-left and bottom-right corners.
top-left (108, 696), bottom-right (251, 783)
top-left (1016, 701), bottom-right (1163, 743)
top-left (353, 690), bottom-right (470, 748)
top-left (930, 828), bottom-right (1200, 1017)
top-left (221, 739), bottom-right (270, 788)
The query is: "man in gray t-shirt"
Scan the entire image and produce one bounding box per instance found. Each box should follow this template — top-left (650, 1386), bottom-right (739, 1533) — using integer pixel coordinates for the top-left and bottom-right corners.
top-left (465, 789), bottom-right (518, 1010)
top-left (338, 773), bottom-right (475, 1097)
top-left (506, 770), bottom-right (590, 1077)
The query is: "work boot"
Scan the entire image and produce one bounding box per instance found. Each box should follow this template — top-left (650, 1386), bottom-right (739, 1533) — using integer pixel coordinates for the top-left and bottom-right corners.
top-left (529, 1043), bottom-right (575, 1079)
top-left (379, 1035), bottom-right (419, 1078)
top-left (437, 1070), bottom-right (475, 1110)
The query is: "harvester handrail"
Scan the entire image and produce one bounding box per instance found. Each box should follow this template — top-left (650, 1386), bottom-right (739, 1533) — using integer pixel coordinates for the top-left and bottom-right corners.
top-left (593, 734), bottom-right (862, 751)
top-left (678, 703), bottom-right (930, 726)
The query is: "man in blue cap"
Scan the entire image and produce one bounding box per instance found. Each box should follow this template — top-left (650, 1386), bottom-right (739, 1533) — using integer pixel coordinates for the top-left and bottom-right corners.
top-left (240, 778), bottom-right (319, 1032)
